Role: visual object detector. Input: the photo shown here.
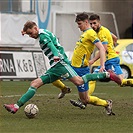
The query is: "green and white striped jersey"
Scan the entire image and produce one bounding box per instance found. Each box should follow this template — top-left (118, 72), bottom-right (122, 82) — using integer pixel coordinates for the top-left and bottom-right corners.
top-left (38, 29), bottom-right (69, 66)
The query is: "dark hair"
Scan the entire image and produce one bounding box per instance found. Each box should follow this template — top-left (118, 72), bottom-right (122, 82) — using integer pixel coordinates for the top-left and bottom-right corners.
top-left (75, 12), bottom-right (89, 22)
top-left (89, 14), bottom-right (100, 21)
top-left (23, 21), bottom-right (37, 32)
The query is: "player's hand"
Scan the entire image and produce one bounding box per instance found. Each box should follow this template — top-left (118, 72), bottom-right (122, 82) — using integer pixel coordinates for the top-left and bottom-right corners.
top-left (99, 66), bottom-right (106, 72)
top-left (89, 59), bottom-right (94, 66)
top-left (21, 31), bottom-right (26, 36)
top-left (54, 56), bottom-right (60, 62)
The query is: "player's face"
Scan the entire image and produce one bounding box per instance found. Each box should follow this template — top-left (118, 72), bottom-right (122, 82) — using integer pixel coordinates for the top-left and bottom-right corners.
top-left (89, 20), bottom-right (100, 31)
top-left (76, 20), bottom-right (87, 31)
top-left (26, 26), bottom-right (39, 39)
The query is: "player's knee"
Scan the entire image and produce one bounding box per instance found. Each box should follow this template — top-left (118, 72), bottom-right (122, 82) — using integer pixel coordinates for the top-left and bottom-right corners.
top-left (30, 80), bottom-right (36, 88)
top-left (74, 77), bottom-right (84, 86)
top-left (75, 81), bottom-right (83, 86)
top-left (30, 80), bottom-right (34, 86)
top-left (30, 78), bottom-right (43, 89)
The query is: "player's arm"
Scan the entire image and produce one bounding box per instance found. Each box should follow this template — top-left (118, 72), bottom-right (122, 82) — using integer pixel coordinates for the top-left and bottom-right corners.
top-left (89, 32), bottom-right (105, 70)
top-left (89, 39), bottom-right (106, 65)
top-left (89, 41), bottom-right (106, 72)
top-left (111, 33), bottom-right (118, 46)
top-left (90, 37), bottom-right (108, 66)
top-left (89, 50), bottom-right (100, 65)
top-left (41, 35), bottom-right (60, 62)
top-left (47, 41), bottom-right (60, 61)
top-left (94, 41), bottom-right (105, 68)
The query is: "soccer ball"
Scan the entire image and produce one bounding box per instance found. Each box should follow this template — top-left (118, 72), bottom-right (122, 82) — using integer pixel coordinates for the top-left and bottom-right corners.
top-left (24, 104), bottom-right (39, 119)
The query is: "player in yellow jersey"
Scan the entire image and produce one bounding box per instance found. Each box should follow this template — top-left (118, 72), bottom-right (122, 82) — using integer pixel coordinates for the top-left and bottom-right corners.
top-left (70, 12), bottom-right (115, 115)
top-left (88, 14), bottom-right (133, 95)
top-left (71, 13), bottom-right (133, 108)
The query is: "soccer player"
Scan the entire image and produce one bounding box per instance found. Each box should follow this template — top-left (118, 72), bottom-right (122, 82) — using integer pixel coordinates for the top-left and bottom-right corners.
top-left (3, 21), bottom-right (120, 114)
top-left (69, 13), bottom-right (118, 115)
top-left (71, 14), bottom-right (133, 110)
top-left (88, 14), bottom-right (133, 89)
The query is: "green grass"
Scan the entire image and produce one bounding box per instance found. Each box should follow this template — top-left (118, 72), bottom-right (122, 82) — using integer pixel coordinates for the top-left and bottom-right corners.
top-left (0, 81), bottom-right (133, 133)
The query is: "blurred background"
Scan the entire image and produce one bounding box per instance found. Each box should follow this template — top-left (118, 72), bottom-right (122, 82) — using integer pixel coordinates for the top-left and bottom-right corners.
top-left (0, 0), bottom-right (132, 80)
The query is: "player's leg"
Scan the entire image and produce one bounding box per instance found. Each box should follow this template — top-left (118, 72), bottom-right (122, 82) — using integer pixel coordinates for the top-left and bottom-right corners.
top-left (52, 80), bottom-right (66, 90)
top-left (4, 77), bottom-right (44, 114)
top-left (3, 66), bottom-right (60, 114)
top-left (16, 77), bottom-right (44, 107)
top-left (88, 81), bottom-right (96, 96)
top-left (88, 67), bottom-right (100, 96)
top-left (121, 79), bottom-right (133, 87)
top-left (89, 96), bottom-right (115, 115)
top-left (52, 80), bottom-right (72, 99)
top-left (105, 57), bottom-right (133, 87)
top-left (74, 81), bottom-right (108, 108)
top-left (78, 85), bottom-right (108, 107)
top-left (70, 85), bottom-right (115, 115)
top-left (69, 66), bottom-right (115, 115)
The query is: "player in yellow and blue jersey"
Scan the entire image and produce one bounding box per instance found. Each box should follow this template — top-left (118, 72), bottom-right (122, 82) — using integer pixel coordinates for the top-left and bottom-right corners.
top-left (88, 14), bottom-right (133, 95)
top-left (70, 13), bottom-right (116, 115)
top-left (71, 14), bottom-right (133, 102)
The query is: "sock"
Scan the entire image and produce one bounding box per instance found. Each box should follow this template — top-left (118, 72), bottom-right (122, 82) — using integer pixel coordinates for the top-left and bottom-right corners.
top-left (14, 104), bottom-right (19, 109)
top-left (121, 79), bottom-right (133, 86)
top-left (52, 80), bottom-right (66, 90)
top-left (89, 96), bottom-right (108, 107)
top-left (88, 81), bottom-right (96, 96)
top-left (82, 72), bottom-right (107, 83)
top-left (17, 86), bottom-right (37, 107)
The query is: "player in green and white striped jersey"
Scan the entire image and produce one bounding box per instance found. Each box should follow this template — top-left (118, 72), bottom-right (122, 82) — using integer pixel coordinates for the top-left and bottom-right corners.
top-left (39, 29), bottom-right (70, 67)
top-left (3, 21), bottom-right (121, 114)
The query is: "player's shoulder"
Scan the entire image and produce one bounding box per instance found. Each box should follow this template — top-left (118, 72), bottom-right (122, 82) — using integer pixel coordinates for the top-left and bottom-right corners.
top-left (100, 26), bottom-right (110, 33)
top-left (86, 28), bottom-right (97, 36)
top-left (39, 29), bottom-right (51, 35)
top-left (88, 28), bottom-right (96, 32)
top-left (39, 29), bottom-right (51, 38)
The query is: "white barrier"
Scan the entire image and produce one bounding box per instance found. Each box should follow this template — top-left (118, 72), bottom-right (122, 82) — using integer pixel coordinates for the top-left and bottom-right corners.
top-left (0, 50), bottom-right (73, 80)
top-left (0, 51), bottom-right (47, 79)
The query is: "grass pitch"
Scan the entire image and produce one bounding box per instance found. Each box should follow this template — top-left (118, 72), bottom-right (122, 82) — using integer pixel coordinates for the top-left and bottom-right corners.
top-left (0, 80), bottom-right (133, 133)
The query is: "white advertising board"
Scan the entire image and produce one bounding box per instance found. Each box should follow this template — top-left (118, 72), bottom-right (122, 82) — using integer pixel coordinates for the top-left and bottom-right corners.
top-left (13, 52), bottom-right (36, 78)
top-left (0, 51), bottom-right (46, 79)
top-left (33, 52), bottom-right (47, 77)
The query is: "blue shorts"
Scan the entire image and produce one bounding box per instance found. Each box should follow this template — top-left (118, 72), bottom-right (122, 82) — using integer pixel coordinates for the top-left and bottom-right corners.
top-left (94, 57), bottom-right (123, 75)
top-left (72, 66), bottom-right (90, 92)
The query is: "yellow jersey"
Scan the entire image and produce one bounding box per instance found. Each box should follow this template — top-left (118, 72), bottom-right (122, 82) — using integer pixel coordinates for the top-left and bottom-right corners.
top-left (71, 28), bottom-right (100, 67)
top-left (97, 26), bottom-right (118, 60)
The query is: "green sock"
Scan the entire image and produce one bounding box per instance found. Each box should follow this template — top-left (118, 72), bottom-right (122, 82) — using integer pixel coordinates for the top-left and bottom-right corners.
top-left (82, 73), bottom-right (107, 83)
top-left (17, 86), bottom-right (37, 107)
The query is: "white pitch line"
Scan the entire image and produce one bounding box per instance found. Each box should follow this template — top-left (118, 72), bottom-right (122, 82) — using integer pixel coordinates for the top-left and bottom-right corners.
top-left (0, 93), bottom-right (106, 98)
top-left (0, 94), bottom-right (57, 98)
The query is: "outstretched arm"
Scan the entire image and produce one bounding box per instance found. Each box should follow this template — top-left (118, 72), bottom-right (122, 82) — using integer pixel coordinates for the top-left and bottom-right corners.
top-left (91, 41), bottom-right (106, 72)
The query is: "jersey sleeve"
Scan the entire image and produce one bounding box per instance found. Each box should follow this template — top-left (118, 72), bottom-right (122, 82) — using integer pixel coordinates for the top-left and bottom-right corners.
top-left (40, 34), bottom-right (59, 56)
top-left (98, 32), bottom-right (108, 45)
top-left (47, 41), bottom-right (59, 56)
top-left (88, 30), bottom-right (100, 44)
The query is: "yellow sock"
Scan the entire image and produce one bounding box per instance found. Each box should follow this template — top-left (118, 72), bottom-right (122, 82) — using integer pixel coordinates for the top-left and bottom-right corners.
top-left (89, 96), bottom-right (108, 107)
top-left (121, 79), bottom-right (127, 85)
top-left (121, 79), bottom-right (133, 86)
top-left (52, 80), bottom-right (66, 90)
top-left (88, 81), bottom-right (96, 96)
